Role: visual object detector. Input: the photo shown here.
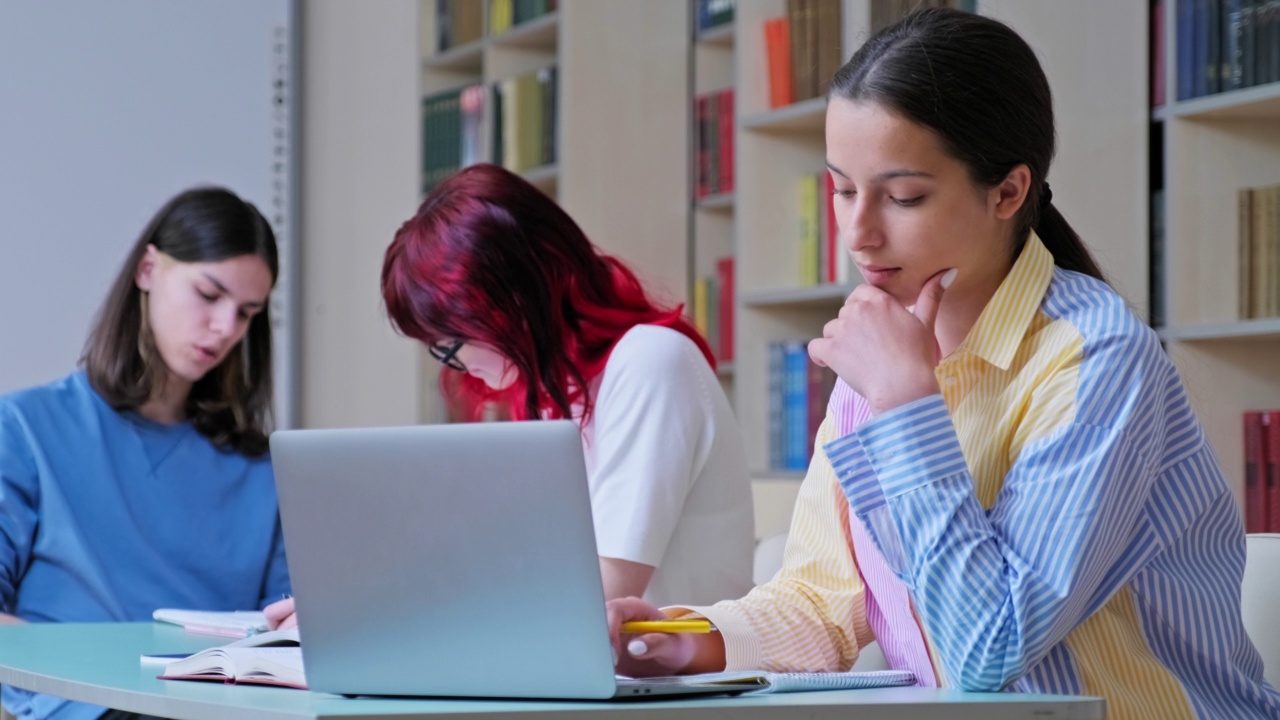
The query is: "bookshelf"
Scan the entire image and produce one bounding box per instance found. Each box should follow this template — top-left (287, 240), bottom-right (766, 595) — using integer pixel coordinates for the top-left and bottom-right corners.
top-left (695, 0), bottom-right (1149, 482)
top-left (416, 0), bottom-right (692, 422)
top-left (1153, 0), bottom-right (1280, 504)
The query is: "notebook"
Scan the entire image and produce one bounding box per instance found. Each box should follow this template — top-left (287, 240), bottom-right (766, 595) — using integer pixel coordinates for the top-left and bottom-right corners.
top-left (270, 421), bottom-right (912, 700)
top-left (151, 609), bottom-right (269, 639)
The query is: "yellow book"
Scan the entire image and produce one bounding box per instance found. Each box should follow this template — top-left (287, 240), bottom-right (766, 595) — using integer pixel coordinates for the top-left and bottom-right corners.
top-left (693, 276), bottom-right (709, 336)
top-left (798, 173), bottom-right (819, 286)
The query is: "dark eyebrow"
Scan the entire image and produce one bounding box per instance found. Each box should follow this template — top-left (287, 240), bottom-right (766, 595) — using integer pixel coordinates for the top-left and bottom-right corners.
top-left (824, 160), bottom-right (935, 183)
top-left (201, 273), bottom-right (265, 310)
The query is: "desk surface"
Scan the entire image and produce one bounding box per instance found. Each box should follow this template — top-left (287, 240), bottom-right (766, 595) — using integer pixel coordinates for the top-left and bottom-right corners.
top-left (0, 623), bottom-right (1105, 720)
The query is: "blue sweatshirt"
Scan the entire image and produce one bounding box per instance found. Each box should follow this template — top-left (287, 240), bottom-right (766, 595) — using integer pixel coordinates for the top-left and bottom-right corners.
top-left (0, 371), bottom-right (289, 720)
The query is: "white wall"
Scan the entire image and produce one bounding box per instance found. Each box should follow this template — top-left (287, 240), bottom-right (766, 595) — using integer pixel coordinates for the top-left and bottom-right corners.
top-left (298, 0), bottom-right (424, 428)
top-left (0, 0), bottom-right (297, 423)
top-left (980, 1), bottom-right (1149, 315)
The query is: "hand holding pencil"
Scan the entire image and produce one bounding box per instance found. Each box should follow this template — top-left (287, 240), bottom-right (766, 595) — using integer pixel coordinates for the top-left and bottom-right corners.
top-left (605, 597), bottom-right (726, 678)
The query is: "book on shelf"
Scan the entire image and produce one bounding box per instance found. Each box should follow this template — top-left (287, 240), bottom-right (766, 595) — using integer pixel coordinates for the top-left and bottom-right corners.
top-left (434, 0), bottom-right (483, 53)
top-left (1243, 410), bottom-right (1280, 533)
top-left (488, 0), bottom-right (557, 36)
top-left (716, 256), bottom-right (735, 362)
top-left (158, 646), bottom-right (305, 690)
top-left (492, 66), bottom-right (558, 174)
top-left (1176, 0), bottom-right (1280, 102)
top-left (696, 0), bottom-right (736, 34)
top-left (142, 627), bottom-right (300, 665)
top-left (796, 170), bottom-right (844, 286)
top-left (1153, 0), bottom-right (1168, 107)
top-left (422, 84), bottom-right (486, 194)
top-left (151, 609), bottom-right (270, 639)
top-left (694, 88), bottom-right (734, 199)
top-left (1267, 410), bottom-right (1280, 534)
top-left (768, 341), bottom-right (835, 471)
top-left (799, 173), bottom-right (820, 286)
top-left (763, 16), bottom-right (792, 108)
top-left (762, 0), bottom-right (842, 108)
top-left (870, 0), bottom-right (972, 33)
top-left (691, 257), bottom-right (735, 365)
top-left (1237, 184), bottom-right (1280, 320)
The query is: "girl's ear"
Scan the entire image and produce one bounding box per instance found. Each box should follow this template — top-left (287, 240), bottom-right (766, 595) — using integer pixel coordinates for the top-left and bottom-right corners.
top-left (990, 163), bottom-right (1032, 221)
top-left (135, 245), bottom-right (160, 292)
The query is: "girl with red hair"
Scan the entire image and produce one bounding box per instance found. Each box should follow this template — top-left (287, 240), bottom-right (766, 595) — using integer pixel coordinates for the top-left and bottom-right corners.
top-left (382, 163), bottom-right (753, 606)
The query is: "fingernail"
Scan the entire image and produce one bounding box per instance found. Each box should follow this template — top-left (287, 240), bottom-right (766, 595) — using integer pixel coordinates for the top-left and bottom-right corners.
top-left (941, 268), bottom-right (957, 289)
top-left (627, 639), bottom-right (648, 656)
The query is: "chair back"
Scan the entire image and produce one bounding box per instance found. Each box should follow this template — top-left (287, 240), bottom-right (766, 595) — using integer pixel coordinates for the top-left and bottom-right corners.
top-left (1243, 533), bottom-right (1280, 687)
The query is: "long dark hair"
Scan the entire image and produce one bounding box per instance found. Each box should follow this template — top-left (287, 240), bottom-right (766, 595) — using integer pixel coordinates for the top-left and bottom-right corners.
top-left (382, 163), bottom-right (713, 424)
top-left (83, 187), bottom-right (279, 456)
top-left (830, 7), bottom-right (1106, 281)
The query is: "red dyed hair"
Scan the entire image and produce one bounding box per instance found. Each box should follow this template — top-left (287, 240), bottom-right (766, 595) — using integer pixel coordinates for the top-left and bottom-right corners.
top-left (382, 163), bottom-right (714, 424)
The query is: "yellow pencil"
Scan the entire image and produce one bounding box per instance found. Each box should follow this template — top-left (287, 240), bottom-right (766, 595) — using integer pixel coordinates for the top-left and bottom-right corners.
top-left (619, 620), bottom-right (714, 634)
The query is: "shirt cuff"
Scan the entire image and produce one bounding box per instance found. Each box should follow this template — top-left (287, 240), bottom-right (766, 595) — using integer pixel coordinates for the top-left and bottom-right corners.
top-left (854, 393), bottom-right (967, 499)
top-left (666, 604), bottom-right (763, 671)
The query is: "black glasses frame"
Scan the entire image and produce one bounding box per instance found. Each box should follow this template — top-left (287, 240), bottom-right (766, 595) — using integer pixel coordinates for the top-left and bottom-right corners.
top-left (428, 340), bottom-right (466, 371)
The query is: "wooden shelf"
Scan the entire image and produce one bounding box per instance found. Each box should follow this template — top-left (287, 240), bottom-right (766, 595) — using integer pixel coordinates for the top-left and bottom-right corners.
top-left (740, 97), bottom-right (827, 132)
top-left (741, 283), bottom-right (854, 309)
top-left (696, 191), bottom-right (735, 211)
top-left (1158, 319), bottom-right (1280, 342)
top-left (1158, 82), bottom-right (1280, 121)
top-left (489, 12), bottom-right (558, 51)
top-left (423, 38), bottom-right (484, 72)
top-left (522, 163), bottom-right (559, 194)
top-left (696, 23), bottom-right (734, 46)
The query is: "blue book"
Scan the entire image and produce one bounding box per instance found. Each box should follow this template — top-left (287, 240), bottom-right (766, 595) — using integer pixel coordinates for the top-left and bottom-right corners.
top-left (783, 342), bottom-right (810, 471)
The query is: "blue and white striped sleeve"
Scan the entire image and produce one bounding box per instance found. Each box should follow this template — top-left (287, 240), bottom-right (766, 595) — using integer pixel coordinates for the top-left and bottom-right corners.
top-left (823, 358), bottom-right (1173, 691)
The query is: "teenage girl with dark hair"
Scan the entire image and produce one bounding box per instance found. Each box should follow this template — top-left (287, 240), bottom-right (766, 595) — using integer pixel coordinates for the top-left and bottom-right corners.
top-left (0, 187), bottom-right (290, 720)
top-left (607, 9), bottom-right (1280, 718)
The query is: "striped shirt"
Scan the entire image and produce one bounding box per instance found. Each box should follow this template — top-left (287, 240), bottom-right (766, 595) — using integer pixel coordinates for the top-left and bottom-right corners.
top-left (686, 234), bottom-right (1280, 719)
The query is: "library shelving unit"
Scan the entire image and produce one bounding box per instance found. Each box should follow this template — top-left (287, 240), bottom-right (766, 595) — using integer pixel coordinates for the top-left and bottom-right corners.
top-left (705, 0), bottom-right (1148, 487)
top-left (1153, 1), bottom-right (1280, 500)
top-left (416, 0), bottom-right (692, 423)
top-left (691, 4), bottom-right (737, 386)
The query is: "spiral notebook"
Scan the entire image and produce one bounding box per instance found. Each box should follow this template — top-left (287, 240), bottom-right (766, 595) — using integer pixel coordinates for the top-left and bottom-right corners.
top-left (664, 668), bottom-right (915, 694)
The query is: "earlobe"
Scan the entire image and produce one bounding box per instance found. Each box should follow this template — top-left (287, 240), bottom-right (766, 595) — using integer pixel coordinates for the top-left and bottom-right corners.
top-left (135, 245), bottom-right (158, 292)
top-left (992, 164), bottom-right (1032, 221)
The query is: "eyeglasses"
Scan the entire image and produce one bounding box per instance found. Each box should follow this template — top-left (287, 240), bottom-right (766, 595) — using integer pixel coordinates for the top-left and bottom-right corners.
top-left (428, 340), bottom-right (466, 372)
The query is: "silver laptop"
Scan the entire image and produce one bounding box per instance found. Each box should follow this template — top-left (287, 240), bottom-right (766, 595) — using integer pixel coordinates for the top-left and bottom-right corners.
top-left (270, 420), bottom-right (749, 700)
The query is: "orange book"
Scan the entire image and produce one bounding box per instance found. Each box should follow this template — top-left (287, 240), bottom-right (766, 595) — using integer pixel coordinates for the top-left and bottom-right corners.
top-left (764, 17), bottom-right (793, 108)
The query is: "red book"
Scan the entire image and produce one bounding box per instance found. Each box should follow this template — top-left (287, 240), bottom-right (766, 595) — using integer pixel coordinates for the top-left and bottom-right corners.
top-left (1244, 411), bottom-right (1269, 533)
top-left (718, 88), bottom-right (734, 194)
top-left (694, 95), bottom-right (709, 198)
top-left (1265, 411), bottom-right (1280, 533)
top-left (715, 256), bottom-right (734, 362)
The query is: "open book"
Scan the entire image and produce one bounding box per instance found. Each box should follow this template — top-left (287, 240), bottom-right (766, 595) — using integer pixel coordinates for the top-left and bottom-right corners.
top-left (141, 627), bottom-right (299, 665)
top-left (657, 668), bottom-right (915, 694)
top-left (152, 608), bottom-right (270, 638)
top-left (157, 644), bottom-right (306, 690)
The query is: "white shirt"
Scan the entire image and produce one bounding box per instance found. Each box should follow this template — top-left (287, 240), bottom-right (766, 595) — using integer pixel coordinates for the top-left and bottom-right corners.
top-left (580, 324), bottom-right (755, 607)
